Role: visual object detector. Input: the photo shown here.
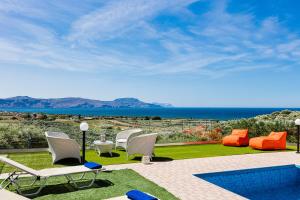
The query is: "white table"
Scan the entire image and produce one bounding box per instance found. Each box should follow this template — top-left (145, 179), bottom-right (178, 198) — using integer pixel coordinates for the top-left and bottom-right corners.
top-left (93, 140), bottom-right (114, 157)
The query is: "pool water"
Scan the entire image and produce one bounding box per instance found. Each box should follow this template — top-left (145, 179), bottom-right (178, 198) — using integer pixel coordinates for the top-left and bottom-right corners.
top-left (195, 165), bottom-right (300, 200)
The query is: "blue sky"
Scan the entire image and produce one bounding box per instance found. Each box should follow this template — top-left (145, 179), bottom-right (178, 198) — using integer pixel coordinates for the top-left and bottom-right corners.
top-left (0, 0), bottom-right (300, 107)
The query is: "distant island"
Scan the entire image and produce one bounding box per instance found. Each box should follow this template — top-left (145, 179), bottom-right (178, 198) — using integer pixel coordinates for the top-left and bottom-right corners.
top-left (0, 96), bottom-right (172, 109)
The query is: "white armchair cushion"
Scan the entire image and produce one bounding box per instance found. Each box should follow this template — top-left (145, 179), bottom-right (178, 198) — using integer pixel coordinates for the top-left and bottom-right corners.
top-left (116, 139), bottom-right (127, 143)
top-left (115, 128), bottom-right (143, 150)
top-left (45, 132), bottom-right (81, 164)
top-left (45, 131), bottom-right (70, 139)
top-left (127, 133), bottom-right (158, 158)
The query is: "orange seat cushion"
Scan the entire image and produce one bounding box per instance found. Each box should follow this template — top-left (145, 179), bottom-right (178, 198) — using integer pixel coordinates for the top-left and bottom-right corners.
top-left (249, 132), bottom-right (287, 150)
top-left (222, 129), bottom-right (249, 146)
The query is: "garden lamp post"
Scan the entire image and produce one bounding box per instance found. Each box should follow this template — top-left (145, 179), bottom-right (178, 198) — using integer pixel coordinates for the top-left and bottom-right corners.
top-left (295, 119), bottom-right (300, 153)
top-left (80, 121), bottom-right (89, 163)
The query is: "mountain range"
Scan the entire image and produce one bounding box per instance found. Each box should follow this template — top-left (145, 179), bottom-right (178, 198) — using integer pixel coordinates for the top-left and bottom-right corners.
top-left (0, 96), bottom-right (172, 109)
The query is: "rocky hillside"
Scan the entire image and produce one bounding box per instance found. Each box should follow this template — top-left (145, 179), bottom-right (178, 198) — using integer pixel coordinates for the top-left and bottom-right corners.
top-left (254, 110), bottom-right (300, 121)
top-left (0, 96), bottom-right (170, 108)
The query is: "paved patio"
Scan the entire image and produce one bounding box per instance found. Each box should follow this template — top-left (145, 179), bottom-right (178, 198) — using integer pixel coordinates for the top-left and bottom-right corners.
top-left (108, 152), bottom-right (300, 200)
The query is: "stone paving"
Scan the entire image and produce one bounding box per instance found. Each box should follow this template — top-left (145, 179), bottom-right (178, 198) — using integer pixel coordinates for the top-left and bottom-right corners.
top-left (108, 152), bottom-right (300, 200)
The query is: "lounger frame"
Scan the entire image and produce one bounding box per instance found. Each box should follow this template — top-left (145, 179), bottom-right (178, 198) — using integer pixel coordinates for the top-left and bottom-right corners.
top-left (0, 157), bottom-right (102, 197)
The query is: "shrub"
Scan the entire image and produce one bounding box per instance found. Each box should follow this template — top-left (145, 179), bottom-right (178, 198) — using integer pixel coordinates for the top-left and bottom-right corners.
top-left (199, 136), bottom-right (208, 141)
top-left (281, 110), bottom-right (292, 115)
top-left (207, 130), bottom-right (222, 141)
top-left (152, 116), bottom-right (161, 120)
top-left (47, 115), bottom-right (57, 121)
top-left (36, 114), bottom-right (47, 120)
top-left (21, 113), bottom-right (31, 119)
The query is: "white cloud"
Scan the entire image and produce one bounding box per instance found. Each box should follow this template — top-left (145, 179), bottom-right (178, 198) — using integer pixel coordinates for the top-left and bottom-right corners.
top-left (68, 0), bottom-right (196, 42)
top-left (0, 0), bottom-right (300, 78)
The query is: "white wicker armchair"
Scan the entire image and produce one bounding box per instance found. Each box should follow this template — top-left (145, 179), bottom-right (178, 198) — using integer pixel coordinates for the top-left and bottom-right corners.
top-left (45, 132), bottom-right (81, 164)
top-left (126, 133), bottom-right (158, 159)
top-left (115, 128), bottom-right (143, 150)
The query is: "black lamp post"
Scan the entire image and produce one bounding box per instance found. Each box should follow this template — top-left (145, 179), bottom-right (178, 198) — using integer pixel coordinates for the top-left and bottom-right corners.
top-left (80, 122), bottom-right (89, 163)
top-left (295, 119), bottom-right (300, 153)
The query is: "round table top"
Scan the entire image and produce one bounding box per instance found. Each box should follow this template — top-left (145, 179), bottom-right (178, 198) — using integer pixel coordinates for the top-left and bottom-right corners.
top-left (93, 140), bottom-right (114, 145)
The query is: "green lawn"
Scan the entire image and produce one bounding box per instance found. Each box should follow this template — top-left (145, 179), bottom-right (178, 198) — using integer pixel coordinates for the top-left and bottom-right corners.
top-left (1, 144), bottom-right (295, 173)
top-left (7, 169), bottom-right (178, 200)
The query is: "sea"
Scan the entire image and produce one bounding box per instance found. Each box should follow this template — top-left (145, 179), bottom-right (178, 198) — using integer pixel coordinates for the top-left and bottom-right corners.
top-left (1, 107), bottom-right (300, 120)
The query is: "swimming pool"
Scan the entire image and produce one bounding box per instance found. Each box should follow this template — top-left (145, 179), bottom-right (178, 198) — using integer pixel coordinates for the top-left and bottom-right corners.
top-left (195, 165), bottom-right (300, 200)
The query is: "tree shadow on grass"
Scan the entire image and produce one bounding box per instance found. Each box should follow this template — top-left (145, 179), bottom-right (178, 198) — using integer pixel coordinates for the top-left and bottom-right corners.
top-left (100, 152), bottom-right (120, 158)
top-left (20, 179), bottom-right (114, 198)
top-left (285, 147), bottom-right (296, 151)
top-left (151, 157), bottom-right (173, 162)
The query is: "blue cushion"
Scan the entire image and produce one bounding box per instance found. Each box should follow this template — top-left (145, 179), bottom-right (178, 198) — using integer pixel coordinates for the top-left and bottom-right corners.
top-left (84, 162), bottom-right (102, 169)
top-left (126, 190), bottom-right (157, 200)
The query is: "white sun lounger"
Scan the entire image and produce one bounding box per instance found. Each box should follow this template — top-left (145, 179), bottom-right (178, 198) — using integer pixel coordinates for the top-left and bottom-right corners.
top-left (105, 196), bottom-right (130, 200)
top-left (0, 156), bottom-right (104, 197)
top-left (0, 189), bottom-right (30, 200)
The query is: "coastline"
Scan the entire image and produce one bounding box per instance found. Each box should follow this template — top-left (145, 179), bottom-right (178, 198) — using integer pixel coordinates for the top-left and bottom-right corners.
top-left (1, 107), bottom-right (300, 120)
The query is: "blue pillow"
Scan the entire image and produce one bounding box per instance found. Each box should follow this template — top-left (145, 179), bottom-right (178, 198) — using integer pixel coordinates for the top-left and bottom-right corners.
top-left (126, 190), bottom-right (157, 200)
top-left (84, 162), bottom-right (102, 169)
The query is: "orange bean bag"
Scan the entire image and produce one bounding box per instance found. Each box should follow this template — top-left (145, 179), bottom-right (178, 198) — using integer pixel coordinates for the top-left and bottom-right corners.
top-left (249, 131), bottom-right (287, 150)
top-left (222, 129), bottom-right (249, 146)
